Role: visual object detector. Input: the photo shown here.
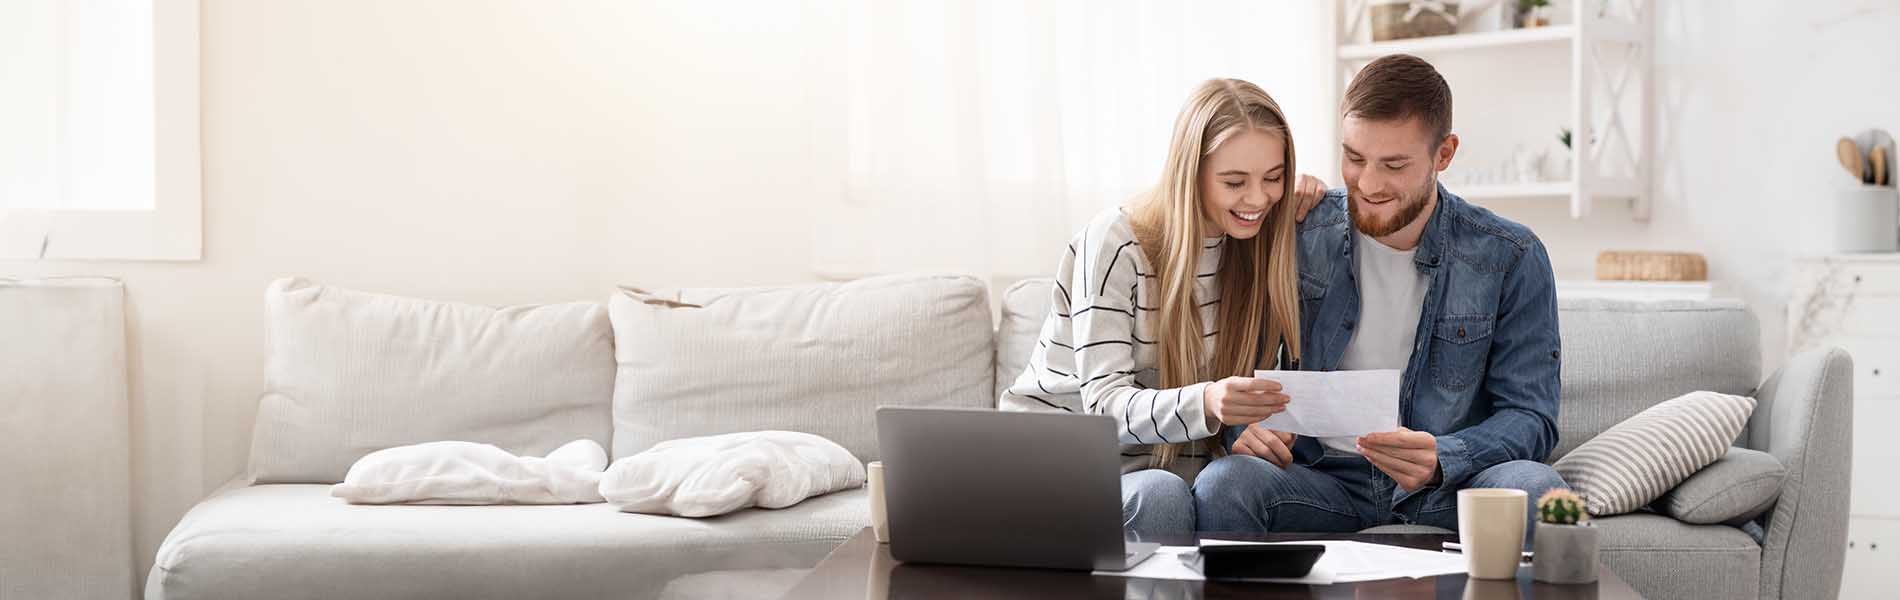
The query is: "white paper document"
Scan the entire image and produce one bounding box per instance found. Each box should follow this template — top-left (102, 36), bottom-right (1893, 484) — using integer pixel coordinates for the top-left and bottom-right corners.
top-left (1253, 369), bottom-right (1402, 438)
top-left (1093, 539), bottom-right (1467, 584)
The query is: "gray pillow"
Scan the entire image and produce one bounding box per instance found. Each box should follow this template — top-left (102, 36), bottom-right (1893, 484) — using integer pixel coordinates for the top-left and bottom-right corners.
top-left (607, 274), bottom-right (996, 463)
top-left (1654, 447), bottom-right (1784, 525)
top-left (1552, 391), bottom-right (1757, 517)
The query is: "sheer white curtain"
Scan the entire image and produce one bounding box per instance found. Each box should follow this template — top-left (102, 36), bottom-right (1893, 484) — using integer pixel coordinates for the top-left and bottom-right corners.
top-left (805, 0), bottom-right (1334, 281)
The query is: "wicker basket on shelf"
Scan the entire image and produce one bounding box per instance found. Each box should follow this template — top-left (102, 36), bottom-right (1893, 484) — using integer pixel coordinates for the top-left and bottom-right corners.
top-left (1595, 251), bottom-right (1708, 281)
top-left (1370, 1), bottom-right (1460, 41)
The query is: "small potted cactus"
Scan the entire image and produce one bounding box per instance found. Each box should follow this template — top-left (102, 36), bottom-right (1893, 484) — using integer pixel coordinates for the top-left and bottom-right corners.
top-left (1532, 489), bottom-right (1600, 584)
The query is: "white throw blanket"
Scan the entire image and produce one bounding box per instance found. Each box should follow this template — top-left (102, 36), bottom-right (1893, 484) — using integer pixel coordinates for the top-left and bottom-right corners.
top-left (600, 431), bottom-right (865, 517)
top-left (331, 439), bottom-right (608, 505)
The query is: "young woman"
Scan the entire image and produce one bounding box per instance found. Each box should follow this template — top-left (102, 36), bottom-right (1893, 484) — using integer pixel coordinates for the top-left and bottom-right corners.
top-left (999, 78), bottom-right (1319, 540)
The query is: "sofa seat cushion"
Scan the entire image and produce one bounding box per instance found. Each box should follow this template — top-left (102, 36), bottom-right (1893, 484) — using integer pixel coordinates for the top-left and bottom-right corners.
top-left (147, 484), bottom-right (867, 600)
top-left (1595, 513), bottom-right (1760, 600)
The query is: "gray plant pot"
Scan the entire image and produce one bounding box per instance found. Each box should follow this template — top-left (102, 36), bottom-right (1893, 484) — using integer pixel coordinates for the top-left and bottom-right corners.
top-left (1532, 522), bottom-right (1600, 584)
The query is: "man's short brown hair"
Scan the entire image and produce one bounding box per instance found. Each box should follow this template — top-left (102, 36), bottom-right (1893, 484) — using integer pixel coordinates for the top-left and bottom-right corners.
top-left (1342, 54), bottom-right (1452, 143)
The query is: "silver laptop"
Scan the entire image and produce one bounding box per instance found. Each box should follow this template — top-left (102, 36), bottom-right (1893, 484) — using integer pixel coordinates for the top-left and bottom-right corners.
top-left (875, 407), bottom-right (1160, 571)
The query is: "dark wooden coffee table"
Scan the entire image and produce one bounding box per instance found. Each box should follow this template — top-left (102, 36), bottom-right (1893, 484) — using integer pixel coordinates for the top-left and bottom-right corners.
top-left (778, 528), bottom-right (1642, 599)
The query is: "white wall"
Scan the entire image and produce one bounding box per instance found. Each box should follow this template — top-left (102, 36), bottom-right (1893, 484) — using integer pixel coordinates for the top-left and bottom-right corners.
top-left (2, 0), bottom-right (1894, 591)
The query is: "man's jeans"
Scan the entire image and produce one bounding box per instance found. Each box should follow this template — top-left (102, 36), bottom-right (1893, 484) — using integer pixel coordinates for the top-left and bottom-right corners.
top-left (1193, 452), bottom-right (1564, 545)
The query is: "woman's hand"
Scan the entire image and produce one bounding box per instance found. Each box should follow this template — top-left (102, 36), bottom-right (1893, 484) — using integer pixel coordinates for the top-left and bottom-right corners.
top-left (1203, 376), bottom-right (1290, 428)
top-left (1232, 425), bottom-right (1298, 468)
top-left (1294, 174), bottom-right (1327, 222)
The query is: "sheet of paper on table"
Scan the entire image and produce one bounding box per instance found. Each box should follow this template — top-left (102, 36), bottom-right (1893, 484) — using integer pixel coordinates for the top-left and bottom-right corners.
top-left (1093, 539), bottom-right (1467, 584)
top-left (1253, 369), bottom-right (1402, 437)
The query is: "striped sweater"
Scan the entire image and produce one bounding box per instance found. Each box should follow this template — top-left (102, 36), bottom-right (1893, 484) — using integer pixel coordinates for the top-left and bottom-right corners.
top-left (1000, 207), bottom-right (1256, 473)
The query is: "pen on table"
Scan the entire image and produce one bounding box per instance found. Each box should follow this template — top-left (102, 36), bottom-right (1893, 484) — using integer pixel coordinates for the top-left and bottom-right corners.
top-left (1440, 542), bottom-right (1533, 560)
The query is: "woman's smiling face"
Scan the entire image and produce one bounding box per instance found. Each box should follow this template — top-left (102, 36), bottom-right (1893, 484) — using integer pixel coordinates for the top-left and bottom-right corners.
top-left (1198, 128), bottom-right (1286, 240)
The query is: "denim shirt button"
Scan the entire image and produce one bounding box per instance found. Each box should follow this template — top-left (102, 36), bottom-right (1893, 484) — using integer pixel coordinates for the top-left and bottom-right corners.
top-left (1344, 320), bottom-right (1355, 330)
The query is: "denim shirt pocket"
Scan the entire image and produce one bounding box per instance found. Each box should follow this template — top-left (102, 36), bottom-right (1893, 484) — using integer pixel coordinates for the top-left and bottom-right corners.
top-left (1298, 272), bottom-right (1327, 323)
top-left (1430, 315), bottom-right (1495, 391)
top-left (1299, 272), bottom-right (1326, 300)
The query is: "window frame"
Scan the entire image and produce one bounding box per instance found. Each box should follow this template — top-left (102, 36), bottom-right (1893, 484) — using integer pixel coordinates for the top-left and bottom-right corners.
top-left (0, 0), bottom-right (200, 261)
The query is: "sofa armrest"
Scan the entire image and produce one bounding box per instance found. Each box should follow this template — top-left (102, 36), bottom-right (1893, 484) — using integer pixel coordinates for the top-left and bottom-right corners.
top-left (1746, 346), bottom-right (1852, 600)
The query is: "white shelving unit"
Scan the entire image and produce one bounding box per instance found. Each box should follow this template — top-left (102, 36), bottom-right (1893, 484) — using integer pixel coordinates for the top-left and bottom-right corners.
top-left (1456, 181), bottom-right (1573, 202)
top-left (1334, 1), bottom-right (1653, 220)
top-left (1338, 24), bottom-right (1577, 59)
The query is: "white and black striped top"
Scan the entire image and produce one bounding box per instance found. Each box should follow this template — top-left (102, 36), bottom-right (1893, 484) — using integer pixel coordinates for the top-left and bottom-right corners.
top-left (1000, 207), bottom-right (1251, 472)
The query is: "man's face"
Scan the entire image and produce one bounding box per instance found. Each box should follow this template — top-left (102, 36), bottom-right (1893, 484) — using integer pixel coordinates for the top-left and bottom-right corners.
top-left (1340, 115), bottom-right (1447, 237)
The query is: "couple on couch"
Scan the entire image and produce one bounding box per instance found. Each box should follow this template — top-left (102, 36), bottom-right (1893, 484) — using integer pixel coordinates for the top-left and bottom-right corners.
top-left (999, 53), bottom-right (1566, 540)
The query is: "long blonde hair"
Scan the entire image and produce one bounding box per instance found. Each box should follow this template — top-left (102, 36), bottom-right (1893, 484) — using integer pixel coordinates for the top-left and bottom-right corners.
top-left (1131, 78), bottom-right (1302, 468)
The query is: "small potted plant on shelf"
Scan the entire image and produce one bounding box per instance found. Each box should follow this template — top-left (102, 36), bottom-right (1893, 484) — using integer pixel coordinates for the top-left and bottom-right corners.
top-left (1533, 488), bottom-right (1600, 584)
top-left (1517, 0), bottom-right (1551, 28)
top-left (1547, 128), bottom-right (1573, 181)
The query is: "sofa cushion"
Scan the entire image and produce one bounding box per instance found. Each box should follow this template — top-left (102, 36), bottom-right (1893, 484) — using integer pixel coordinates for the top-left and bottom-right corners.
top-left (330, 439), bottom-right (608, 505)
top-left (1655, 446), bottom-right (1785, 525)
top-left (600, 431), bottom-right (865, 517)
top-left (1554, 298), bottom-right (1760, 460)
top-left (249, 278), bottom-right (615, 484)
top-left (609, 274), bottom-right (993, 462)
top-left (995, 279), bottom-right (1053, 402)
top-left (1553, 391), bottom-right (1757, 516)
top-left (145, 484), bottom-right (867, 600)
top-left (1594, 513), bottom-right (1761, 600)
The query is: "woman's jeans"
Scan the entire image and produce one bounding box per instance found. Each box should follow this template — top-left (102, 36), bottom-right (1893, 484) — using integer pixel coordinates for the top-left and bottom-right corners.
top-left (1121, 469), bottom-right (1194, 541)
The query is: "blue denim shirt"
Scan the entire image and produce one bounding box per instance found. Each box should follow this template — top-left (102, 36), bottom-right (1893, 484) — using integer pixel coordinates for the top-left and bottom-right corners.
top-left (1289, 183), bottom-right (1561, 487)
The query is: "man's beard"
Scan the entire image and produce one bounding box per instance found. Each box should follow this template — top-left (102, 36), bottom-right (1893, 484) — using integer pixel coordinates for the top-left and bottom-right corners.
top-left (1349, 173), bottom-right (1435, 238)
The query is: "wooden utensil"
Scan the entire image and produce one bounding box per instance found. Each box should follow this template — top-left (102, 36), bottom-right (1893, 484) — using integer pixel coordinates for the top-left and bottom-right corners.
top-left (1873, 145), bottom-right (1891, 186)
top-left (1855, 129), bottom-right (1895, 186)
top-left (1838, 136), bottom-right (1866, 182)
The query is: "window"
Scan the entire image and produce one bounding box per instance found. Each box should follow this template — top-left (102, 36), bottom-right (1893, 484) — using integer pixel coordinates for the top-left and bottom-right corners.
top-left (0, 0), bottom-right (200, 260)
top-left (805, 0), bottom-right (1332, 281)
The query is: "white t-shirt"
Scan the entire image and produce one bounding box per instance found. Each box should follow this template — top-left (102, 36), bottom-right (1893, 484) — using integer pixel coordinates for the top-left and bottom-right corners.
top-left (1322, 230), bottom-right (1430, 456)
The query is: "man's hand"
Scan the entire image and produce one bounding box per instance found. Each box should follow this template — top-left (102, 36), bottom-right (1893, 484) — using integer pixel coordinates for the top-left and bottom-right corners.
top-left (1232, 425), bottom-right (1298, 468)
top-left (1294, 174), bottom-right (1326, 223)
top-left (1203, 377), bottom-right (1290, 428)
top-left (1358, 427), bottom-right (1441, 491)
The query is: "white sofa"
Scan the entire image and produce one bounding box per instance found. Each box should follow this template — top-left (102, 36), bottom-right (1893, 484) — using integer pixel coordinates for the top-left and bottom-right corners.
top-left (146, 275), bottom-right (1851, 600)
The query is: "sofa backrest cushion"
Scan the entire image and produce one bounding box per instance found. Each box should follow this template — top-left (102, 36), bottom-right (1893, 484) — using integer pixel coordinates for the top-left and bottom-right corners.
top-left (997, 279), bottom-right (1764, 461)
top-left (609, 274), bottom-right (993, 462)
top-left (249, 278), bottom-right (616, 484)
top-left (1554, 297), bottom-right (1760, 460)
top-left (994, 279), bottom-right (1053, 403)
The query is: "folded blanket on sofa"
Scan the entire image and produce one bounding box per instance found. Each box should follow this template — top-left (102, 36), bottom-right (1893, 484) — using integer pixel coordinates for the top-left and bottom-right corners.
top-left (600, 431), bottom-right (865, 517)
top-left (331, 439), bottom-right (608, 505)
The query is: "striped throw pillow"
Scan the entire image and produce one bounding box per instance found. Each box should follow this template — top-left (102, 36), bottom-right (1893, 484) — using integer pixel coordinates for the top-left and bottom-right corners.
top-left (1552, 391), bottom-right (1758, 517)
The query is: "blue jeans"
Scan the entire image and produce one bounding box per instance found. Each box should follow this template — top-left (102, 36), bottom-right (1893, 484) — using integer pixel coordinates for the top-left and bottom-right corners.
top-left (1122, 469), bottom-right (1193, 541)
top-left (1193, 453), bottom-right (1564, 546)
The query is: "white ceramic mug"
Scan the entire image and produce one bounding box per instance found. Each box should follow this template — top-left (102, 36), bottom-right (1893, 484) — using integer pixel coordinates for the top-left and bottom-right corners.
top-left (1457, 488), bottom-right (1528, 580)
top-left (867, 461), bottom-right (889, 543)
